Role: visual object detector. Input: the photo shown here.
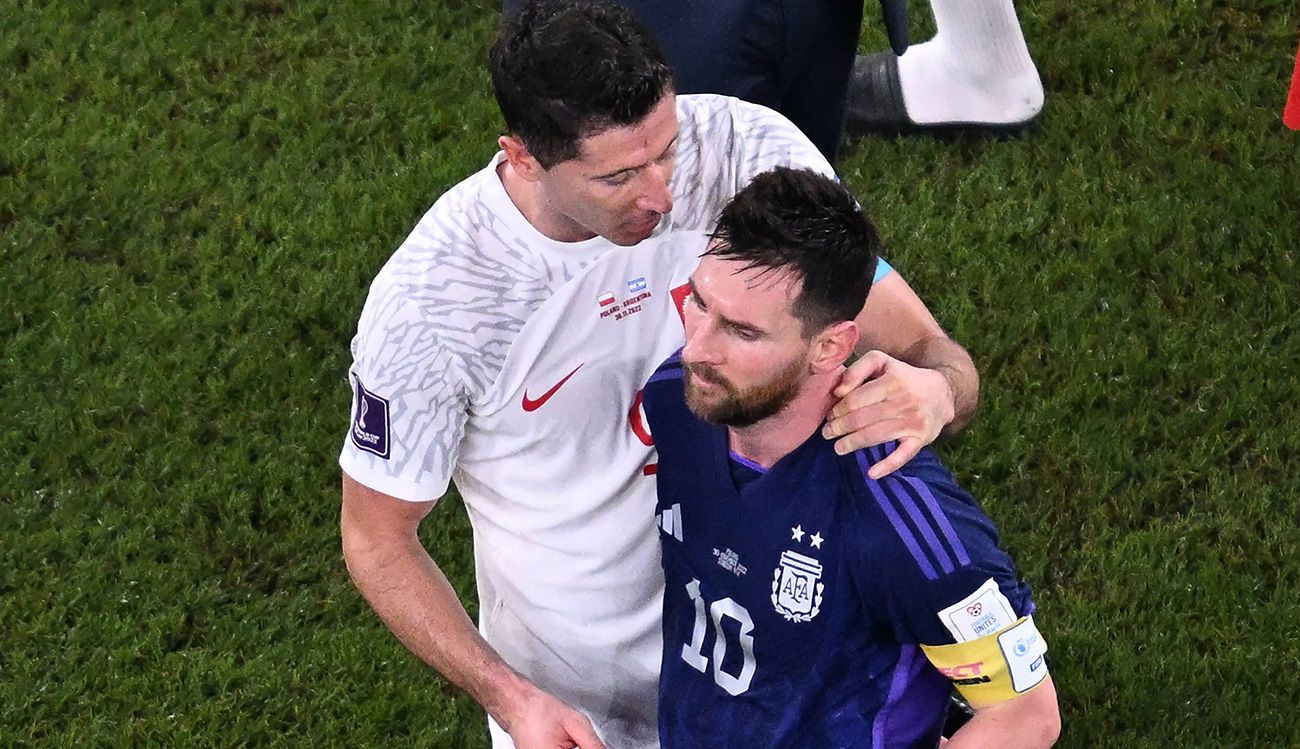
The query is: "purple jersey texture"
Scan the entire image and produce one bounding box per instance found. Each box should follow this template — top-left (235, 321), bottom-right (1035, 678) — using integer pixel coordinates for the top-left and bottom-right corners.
top-left (644, 351), bottom-right (1035, 749)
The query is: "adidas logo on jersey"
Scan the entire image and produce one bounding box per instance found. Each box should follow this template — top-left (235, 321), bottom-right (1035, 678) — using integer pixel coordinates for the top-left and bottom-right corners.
top-left (659, 503), bottom-right (683, 542)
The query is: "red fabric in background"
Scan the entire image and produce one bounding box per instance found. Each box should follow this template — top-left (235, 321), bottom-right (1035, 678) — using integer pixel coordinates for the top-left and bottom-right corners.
top-left (1285, 39), bottom-right (1300, 130)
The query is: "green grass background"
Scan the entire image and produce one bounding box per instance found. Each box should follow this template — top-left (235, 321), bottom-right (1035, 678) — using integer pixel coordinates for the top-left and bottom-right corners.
top-left (2, 0), bottom-right (1297, 745)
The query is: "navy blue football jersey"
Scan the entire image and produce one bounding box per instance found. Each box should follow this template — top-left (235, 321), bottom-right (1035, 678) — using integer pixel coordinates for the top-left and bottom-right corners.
top-left (643, 352), bottom-right (1037, 749)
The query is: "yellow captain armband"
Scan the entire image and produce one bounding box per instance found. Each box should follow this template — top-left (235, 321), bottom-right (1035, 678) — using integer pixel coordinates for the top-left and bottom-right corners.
top-left (920, 615), bottom-right (1050, 706)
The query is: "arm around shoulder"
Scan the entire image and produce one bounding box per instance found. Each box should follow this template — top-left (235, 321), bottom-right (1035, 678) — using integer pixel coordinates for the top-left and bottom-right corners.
top-left (824, 270), bottom-right (979, 473)
top-left (853, 271), bottom-right (979, 434)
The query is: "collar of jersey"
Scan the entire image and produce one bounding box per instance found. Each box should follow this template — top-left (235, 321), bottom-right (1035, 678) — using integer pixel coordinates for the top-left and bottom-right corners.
top-left (714, 423), bottom-right (833, 499)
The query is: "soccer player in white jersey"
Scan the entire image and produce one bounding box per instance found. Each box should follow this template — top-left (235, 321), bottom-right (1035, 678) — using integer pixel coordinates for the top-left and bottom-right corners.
top-left (339, 2), bottom-right (981, 748)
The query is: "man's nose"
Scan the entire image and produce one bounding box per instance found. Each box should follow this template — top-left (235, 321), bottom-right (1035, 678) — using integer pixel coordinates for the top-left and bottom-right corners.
top-left (636, 163), bottom-right (673, 215)
top-left (681, 316), bottom-right (719, 366)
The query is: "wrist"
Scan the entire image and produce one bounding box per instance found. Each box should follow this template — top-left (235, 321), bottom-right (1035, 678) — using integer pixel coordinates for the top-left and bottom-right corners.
top-left (899, 334), bottom-right (977, 435)
top-left (928, 358), bottom-right (976, 436)
top-left (479, 666), bottom-right (544, 733)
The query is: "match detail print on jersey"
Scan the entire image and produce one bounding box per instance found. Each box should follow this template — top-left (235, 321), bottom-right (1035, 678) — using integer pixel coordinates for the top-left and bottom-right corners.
top-left (521, 363), bottom-right (585, 412)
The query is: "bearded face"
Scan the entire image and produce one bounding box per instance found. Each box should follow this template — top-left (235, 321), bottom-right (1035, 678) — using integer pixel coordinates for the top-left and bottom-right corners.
top-left (683, 356), bottom-right (805, 427)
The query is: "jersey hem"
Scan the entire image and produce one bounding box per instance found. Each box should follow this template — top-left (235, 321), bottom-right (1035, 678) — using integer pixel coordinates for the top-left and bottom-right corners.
top-left (339, 453), bottom-right (448, 503)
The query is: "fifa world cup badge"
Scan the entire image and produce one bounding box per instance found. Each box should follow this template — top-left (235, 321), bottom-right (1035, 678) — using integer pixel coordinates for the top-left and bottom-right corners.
top-left (771, 550), bottom-right (824, 622)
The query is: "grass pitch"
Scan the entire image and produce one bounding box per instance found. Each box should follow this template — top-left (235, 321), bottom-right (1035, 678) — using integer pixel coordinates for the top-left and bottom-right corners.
top-left (2, 0), bottom-right (1298, 746)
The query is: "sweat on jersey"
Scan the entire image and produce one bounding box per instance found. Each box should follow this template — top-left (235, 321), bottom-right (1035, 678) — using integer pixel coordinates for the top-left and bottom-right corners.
top-left (340, 94), bottom-right (890, 749)
top-left (643, 351), bottom-right (1045, 749)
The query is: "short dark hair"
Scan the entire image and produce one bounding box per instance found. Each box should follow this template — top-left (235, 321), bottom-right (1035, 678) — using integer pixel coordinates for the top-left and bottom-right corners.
top-left (706, 167), bottom-right (882, 336)
top-left (489, 0), bottom-right (675, 168)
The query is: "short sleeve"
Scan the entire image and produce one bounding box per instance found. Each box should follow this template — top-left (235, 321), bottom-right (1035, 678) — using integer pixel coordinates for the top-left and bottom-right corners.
top-left (679, 97), bottom-right (896, 286)
top-left (728, 98), bottom-right (836, 186)
top-left (851, 450), bottom-right (1035, 647)
top-left (339, 290), bottom-right (470, 503)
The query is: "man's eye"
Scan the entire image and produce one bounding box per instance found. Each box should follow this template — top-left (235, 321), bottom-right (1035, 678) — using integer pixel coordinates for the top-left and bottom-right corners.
top-left (601, 173), bottom-right (633, 187)
top-left (731, 326), bottom-right (758, 341)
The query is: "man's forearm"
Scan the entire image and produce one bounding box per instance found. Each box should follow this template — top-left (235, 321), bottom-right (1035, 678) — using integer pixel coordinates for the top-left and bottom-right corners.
top-left (341, 526), bottom-right (534, 728)
top-left (898, 333), bottom-right (979, 435)
top-left (945, 678), bottom-right (1060, 749)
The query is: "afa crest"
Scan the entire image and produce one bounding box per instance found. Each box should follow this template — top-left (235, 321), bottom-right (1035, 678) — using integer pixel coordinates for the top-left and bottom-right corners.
top-left (771, 550), bottom-right (824, 622)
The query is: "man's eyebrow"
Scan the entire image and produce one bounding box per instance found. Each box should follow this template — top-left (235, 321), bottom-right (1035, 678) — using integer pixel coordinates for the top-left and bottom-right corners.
top-left (724, 316), bottom-right (764, 336)
top-left (688, 277), bottom-right (764, 335)
top-left (687, 277), bottom-right (713, 310)
top-left (592, 136), bottom-right (679, 181)
top-left (593, 164), bottom-right (639, 181)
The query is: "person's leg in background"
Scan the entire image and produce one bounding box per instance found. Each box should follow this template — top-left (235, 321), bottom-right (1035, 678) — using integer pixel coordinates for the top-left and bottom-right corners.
top-left (848, 0), bottom-right (1044, 133)
top-left (777, 0), bottom-right (866, 161)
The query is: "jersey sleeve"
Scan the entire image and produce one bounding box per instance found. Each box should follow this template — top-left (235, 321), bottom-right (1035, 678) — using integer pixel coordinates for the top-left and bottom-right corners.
top-left (689, 97), bottom-right (895, 284)
top-left (339, 288), bottom-right (471, 503)
top-left (728, 101), bottom-right (895, 285)
top-left (728, 97), bottom-right (837, 185)
top-left (849, 447), bottom-right (1048, 703)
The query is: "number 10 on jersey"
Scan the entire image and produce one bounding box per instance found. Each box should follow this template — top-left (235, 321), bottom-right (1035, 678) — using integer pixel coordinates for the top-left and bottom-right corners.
top-left (681, 579), bottom-right (756, 696)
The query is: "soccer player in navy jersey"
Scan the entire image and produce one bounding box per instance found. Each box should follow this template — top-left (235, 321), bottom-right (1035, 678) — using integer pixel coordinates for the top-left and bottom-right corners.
top-left (643, 167), bottom-right (1060, 748)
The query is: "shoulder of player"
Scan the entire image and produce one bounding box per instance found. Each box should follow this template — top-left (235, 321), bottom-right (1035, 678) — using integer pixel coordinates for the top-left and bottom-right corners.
top-left (641, 349), bottom-right (687, 416)
top-left (675, 96), bottom-right (833, 198)
top-left (647, 348), bottom-right (686, 381)
top-left (363, 163), bottom-right (555, 319)
top-left (354, 175), bottom-right (545, 389)
top-left (682, 92), bottom-right (824, 150)
top-left (839, 445), bottom-right (1000, 581)
top-left (675, 92), bottom-right (797, 131)
top-left (397, 161), bottom-right (520, 264)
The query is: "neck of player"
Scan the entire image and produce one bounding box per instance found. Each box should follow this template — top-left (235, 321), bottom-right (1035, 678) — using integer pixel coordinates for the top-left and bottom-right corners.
top-left (727, 368), bottom-right (842, 471)
top-left (497, 160), bottom-right (598, 243)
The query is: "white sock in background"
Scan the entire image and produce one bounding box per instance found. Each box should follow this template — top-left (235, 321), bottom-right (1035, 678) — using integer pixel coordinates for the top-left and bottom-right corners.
top-left (896, 0), bottom-right (1045, 125)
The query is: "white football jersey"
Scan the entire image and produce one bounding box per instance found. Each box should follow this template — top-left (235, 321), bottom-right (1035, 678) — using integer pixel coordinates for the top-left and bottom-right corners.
top-left (341, 94), bottom-right (847, 749)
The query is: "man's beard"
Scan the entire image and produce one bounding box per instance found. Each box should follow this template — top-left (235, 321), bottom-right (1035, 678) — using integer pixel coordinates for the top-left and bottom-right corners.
top-left (684, 358), bottom-right (804, 428)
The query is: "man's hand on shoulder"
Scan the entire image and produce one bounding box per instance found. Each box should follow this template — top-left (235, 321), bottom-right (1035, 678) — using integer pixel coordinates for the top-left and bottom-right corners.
top-left (838, 271), bottom-right (980, 477)
top-left (500, 687), bottom-right (608, 749)
top-left (822, 350), bottom-right (956, 479)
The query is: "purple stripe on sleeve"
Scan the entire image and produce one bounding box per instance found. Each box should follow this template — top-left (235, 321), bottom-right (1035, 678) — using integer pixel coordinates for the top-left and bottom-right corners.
top-left (873, 644), bottom-right (915, 749)
top-left (904, 475), bottom-right (971, 567)
top-left (880, 474), bottom-right (955, 575)
top-left (857, 452), bottom-right (937, 580)
top-left (871, 646), bottom-right (919, 749)
top-left (865, 441), bottom-right (900, 472)
top-left (728, 450), bottom-right (769, 474)
top-left (873, 646), bottom-right (951, 748)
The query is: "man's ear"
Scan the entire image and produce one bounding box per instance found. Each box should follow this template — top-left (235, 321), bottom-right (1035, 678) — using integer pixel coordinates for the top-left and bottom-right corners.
top-left (499, 135), bottom-right (544, 182)
top-left (809, 321), bottom-right (860, 373)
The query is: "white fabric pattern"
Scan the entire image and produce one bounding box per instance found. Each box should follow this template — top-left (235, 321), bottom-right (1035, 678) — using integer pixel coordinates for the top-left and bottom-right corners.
top-left (340, 94), bottom-right (834, 749)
